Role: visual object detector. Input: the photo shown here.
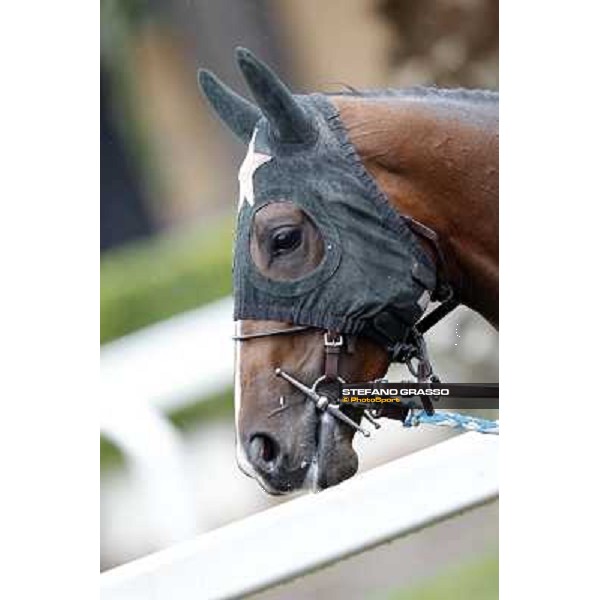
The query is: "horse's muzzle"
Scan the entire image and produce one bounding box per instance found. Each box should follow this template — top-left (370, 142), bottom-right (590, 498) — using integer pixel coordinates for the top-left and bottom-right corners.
top-left (242, 430), bottom-right (311, 495)
top-left (242, 405), bottom-right (359, 494)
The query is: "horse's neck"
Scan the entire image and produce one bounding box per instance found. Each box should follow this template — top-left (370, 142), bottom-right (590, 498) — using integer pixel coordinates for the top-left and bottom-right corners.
top-left (333, 95), bottom-right (499, 329)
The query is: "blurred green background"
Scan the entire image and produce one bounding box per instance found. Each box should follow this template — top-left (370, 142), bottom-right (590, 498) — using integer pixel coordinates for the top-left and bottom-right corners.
top-left (385, 552), bottom-right (498, 600)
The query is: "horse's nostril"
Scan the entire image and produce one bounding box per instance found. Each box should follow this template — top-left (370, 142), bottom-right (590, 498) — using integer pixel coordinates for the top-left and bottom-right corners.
top-left (249, 434), bottom-right (279, 466)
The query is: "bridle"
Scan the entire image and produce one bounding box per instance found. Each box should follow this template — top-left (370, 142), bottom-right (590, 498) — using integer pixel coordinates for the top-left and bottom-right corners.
top-left (232, 292), bottom-right (457, 437)
top-left (232, 219), bottom-right (459, 437)
top-left (233, 325), bottom-right (373, 436)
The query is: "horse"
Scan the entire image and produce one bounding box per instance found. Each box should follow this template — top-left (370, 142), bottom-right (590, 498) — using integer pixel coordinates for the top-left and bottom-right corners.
top-left (198, 48), bottom-right (498, 495)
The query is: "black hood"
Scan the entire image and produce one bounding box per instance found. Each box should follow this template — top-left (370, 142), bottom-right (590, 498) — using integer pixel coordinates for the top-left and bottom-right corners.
top-left (199, 48), bottom-right (437, 340)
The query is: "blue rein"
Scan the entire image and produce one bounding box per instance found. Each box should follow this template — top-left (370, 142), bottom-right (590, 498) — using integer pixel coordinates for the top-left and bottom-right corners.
top-left (403, 408), bottom-right (499, 435)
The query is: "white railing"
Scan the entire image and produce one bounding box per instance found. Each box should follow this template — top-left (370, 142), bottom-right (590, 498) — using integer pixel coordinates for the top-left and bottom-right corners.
top-left (101, 296), bottom-right (234, 414)
top-left (100, 432), bottom-right (498, 600)
top-left (100, 297), bottom-right (234, 544)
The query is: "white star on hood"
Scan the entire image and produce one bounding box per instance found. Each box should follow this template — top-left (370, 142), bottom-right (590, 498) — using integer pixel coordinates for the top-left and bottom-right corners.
top-left (238, 130), bottom-right (272, 212)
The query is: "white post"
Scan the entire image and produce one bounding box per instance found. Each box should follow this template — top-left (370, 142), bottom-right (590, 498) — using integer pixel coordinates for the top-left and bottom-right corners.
top-left (101, 297), bottom-right (235, 544)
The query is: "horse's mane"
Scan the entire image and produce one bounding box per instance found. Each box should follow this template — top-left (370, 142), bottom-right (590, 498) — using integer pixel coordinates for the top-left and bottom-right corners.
top-left (326, 86), bottom-right (498, 105)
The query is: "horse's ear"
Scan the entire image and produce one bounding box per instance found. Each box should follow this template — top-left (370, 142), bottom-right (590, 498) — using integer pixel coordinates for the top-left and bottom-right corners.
top-left (235, 47), bottom-right (316, 145)
top-left (198, 69), bottom-right (261, 143)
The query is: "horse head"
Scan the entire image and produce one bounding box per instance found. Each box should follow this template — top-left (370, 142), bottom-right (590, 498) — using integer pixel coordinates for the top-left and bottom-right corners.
top-left (198, 48), bottom-right (459, 494)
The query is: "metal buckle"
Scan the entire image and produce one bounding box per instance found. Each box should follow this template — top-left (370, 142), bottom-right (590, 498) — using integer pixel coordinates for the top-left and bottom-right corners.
top-left (324, 332), bottom-right (343, 347)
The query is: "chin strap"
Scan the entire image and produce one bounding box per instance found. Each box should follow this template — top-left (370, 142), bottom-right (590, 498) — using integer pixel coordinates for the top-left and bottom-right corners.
top-left (360, 289), bottom-right (459, 368)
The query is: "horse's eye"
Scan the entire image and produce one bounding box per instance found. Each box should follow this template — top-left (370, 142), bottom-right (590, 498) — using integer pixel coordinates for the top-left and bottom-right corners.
top-left (270, 227), bottom-right (302, 256)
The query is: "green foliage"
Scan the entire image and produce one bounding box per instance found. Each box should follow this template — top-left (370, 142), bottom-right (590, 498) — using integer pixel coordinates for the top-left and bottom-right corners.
top-left (101, 219), bottom-right (233, 344)
top-left (382, 553), bottom-right (498, 600)
top-left (100, 436), bottom-right (126, 471)
top-left (169, 388), bottom-right (234, 431)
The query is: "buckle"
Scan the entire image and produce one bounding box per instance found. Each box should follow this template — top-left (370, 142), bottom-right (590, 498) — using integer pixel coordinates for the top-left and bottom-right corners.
top-left (324, 332), bottom-right (343, 347)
